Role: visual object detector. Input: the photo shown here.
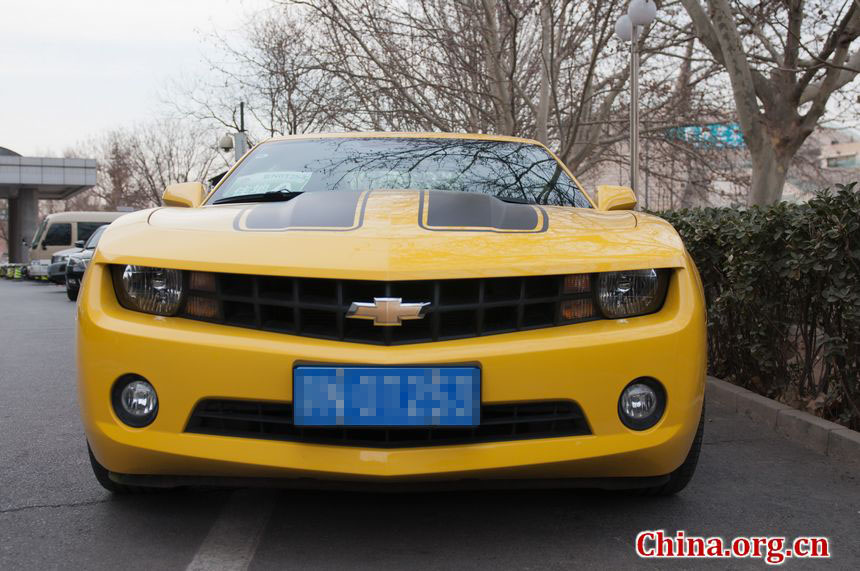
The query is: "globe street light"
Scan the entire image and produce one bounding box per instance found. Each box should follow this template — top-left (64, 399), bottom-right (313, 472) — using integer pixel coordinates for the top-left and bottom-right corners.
top-left (616, 0), bottom-right (657, 201)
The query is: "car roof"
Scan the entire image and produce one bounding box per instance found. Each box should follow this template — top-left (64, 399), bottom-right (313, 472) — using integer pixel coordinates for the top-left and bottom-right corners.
top-left (264, 132), bottom-right (545, 147)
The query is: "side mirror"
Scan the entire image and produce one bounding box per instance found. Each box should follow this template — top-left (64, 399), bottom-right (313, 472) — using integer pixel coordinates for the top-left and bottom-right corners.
top-left (162, 182), bottom-right (206, 208)
top-left (597, 185), bottom-right (637, 211)
top-left (74, 240), bottom-right (85, 248)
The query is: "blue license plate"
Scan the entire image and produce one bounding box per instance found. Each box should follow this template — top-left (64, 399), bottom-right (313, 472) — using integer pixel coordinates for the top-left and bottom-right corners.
top-left (293, 366), bottom-right (480, 427)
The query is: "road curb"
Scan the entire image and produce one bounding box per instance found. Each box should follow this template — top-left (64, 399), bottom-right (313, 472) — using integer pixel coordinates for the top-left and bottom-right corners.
top-left (706, 376), bottom-right (860, 464)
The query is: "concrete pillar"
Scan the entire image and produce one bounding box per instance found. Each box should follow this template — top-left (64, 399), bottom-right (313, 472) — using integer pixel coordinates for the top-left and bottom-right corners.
top-left (1, 199), bottom-right (7, 262)
top-left (7, 189), bottom-right (38, 263)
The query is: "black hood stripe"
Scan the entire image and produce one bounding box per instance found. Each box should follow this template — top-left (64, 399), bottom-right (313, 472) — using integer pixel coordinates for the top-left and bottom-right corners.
top-left (419, 191), bottom-right (547, 233)
top-left (232, 189), bottom-right (548, 233)
top-left (234, 190), bottom-right (370, 232)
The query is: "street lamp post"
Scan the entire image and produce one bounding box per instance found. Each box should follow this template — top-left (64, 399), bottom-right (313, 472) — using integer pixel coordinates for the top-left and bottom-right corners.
top-left (615, 0), bottom-right (657, 201)
top-left (217, 102), bottom-right (249, 163)
top-left (234, 101), bottom-right (248, 160)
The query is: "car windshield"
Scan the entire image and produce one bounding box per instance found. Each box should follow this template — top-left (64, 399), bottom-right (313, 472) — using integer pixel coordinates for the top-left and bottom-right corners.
top-left (208, 138), bottom-right (592, 208)
top-left (84, 225), bottom-right (107, 249)
top-left (31, 218), bottom-right (48, 248)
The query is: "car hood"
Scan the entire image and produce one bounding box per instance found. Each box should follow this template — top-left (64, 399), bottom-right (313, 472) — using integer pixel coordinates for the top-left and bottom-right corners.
top-left (96, 190), bottom-right (687, 280)
top-left (53, 247), bottom-right (82, 258)
top-left (71, 249), bottom-right (95, 260)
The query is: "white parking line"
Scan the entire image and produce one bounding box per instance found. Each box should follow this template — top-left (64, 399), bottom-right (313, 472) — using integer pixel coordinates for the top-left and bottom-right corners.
top-left (186, 490), bottom-right (276, 571)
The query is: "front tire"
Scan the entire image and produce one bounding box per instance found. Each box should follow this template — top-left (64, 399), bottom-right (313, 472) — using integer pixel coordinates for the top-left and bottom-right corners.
top-left (66, 285), bottom-right (79, 301)
top-left (87, 443), bottom-right (154, 494)
top-left (638, 402), bottom-right (705, 496)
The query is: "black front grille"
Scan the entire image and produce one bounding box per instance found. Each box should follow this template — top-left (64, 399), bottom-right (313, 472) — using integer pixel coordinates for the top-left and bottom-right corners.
top-left (180, 273), bottom-right (599, 345)
top-left (186, 399), bottom-right (591, 448)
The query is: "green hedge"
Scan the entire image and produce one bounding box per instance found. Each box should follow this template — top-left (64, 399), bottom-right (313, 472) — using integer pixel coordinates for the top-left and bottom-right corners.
top-left (660, 183), bottom-right (860, 429)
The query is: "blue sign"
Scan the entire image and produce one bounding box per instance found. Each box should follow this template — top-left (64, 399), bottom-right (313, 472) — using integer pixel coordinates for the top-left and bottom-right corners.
top-left (667, 122), bottom-right (746, 148)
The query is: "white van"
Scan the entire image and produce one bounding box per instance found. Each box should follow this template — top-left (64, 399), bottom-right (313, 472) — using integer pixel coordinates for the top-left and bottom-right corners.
top-left (27, 211), bottom-right (127, 276)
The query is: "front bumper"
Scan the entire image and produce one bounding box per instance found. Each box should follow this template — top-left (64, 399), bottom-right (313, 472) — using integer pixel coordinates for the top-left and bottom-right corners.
top-left (78, 262), bottom-right (706, 483)
top-left (28, 261), bottom-right (49, 277)
top-left (66, 267), bottom-right (84, 287)
top-left (48, 262), bottom-right (67, 283)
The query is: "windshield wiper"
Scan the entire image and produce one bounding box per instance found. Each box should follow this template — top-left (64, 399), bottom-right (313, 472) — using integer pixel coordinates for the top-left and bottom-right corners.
top-left (211, 189), bottom-right (304, 205)
top-left (495, 194), bottom-right (534, 205)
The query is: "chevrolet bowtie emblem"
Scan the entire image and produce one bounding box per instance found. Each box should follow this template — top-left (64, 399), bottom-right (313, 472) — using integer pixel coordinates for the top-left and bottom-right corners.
top-left (346, 297), bottom-right (431, 326)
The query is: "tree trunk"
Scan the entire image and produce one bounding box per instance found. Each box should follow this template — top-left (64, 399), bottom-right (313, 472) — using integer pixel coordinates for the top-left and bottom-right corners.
top-left (748, 143), bottom-right (790, 206)
top-left (480, 0), bottom-right (516, 134)
top-left (535, 0), bottom-right (551, 144)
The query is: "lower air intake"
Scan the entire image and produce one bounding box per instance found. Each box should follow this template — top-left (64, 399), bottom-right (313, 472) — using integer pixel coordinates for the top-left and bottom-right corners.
top-left (185, 399), bottom-right (591, 448)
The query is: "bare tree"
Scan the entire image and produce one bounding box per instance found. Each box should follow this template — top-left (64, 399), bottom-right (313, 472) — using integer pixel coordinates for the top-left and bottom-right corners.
top-left (169, 0), bottom-right (762, 207)
top-left (63, 120), bottom-right (223, 211)
top-left (680, 0), bottom-right (860, 205)
top-left (64, 132), bottom-right (148, 210)
top-left (290, 0), bottom-right (726, 189)
top-left (127, 120), bottom-right (223, 206)
top-left (171, 9), bottom-right (337, 139)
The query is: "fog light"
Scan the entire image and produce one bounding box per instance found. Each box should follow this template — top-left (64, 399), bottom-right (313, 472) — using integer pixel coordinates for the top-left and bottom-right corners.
top-left (622, 383), bottom-right (656, 418)
top-left (618, 377), bottom-right (665, 430)
top-left (111, 375), bottom-right (158, 427)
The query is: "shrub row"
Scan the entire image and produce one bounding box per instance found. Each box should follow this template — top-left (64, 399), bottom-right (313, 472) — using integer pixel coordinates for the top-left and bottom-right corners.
top-left (659, 182), bottom-right (860, 429)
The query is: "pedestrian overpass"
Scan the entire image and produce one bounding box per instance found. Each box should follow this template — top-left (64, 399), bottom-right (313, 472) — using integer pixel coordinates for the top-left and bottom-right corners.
top-left (0, 146), bottom-right (96, 263)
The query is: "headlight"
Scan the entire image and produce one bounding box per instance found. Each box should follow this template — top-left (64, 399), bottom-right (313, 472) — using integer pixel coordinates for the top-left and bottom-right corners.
top-left (596, 269), bottom-right (669, 319)
top-left (112, 265), bottom-right (184, 316)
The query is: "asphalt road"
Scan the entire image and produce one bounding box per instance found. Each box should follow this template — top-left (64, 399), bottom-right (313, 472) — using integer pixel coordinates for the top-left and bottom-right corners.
top-left (1, 278), bottom-right (858, 570)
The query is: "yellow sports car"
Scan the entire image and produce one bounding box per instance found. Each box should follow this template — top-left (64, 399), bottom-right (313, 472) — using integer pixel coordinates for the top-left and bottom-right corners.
top-left (78, 133), bottom-right (706, 495)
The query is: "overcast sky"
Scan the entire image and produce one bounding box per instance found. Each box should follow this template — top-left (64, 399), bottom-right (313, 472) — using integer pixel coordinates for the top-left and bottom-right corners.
top-left (1, 0), bottom-right (267, 156)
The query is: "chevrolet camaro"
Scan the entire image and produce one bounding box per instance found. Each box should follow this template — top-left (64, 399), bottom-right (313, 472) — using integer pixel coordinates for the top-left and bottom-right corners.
top-left (77, 133), bottom-right (706, 495)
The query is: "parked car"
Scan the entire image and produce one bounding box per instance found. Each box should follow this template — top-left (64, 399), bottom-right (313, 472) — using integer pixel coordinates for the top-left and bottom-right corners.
top-left (26, 259), bottom-right (51, 280)
top-left (65, 225), bottom-right (109, 301)
top-left (27, 211), bottom-right (127, 277)
top-left (48, 246), bottom-right (84, 285)
top-left (78, 133), bottom-right (706, 495)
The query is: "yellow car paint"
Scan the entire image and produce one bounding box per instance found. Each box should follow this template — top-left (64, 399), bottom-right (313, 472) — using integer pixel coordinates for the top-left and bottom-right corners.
top-left (77, 132), bottom-right (707, 485)
top-left (97, 191), bottom-right (685, 280)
